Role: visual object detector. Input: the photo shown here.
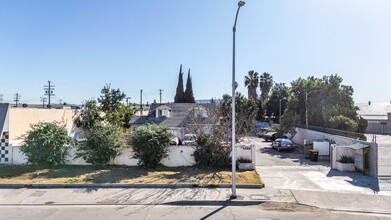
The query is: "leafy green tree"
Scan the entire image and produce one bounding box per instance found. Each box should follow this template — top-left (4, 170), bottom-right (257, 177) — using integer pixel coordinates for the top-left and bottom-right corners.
top-left (131, 124), bottom-right (173, 168)
top-left (244, 70), bottom-right (259, 100)
top-left (255, 98), bottom-right (266, 121)
top-left (193, 132), bottom-right (231, 168)
top-left (220, 93), bottom-right (258, 142)
top-left (98, 84), bottom-right (129, 126)
top-left (266, 83), bottom-right (289, 123)
top-left (284, 74), bottom-right (366, 133)
top-left (329, 115), bottom-right (358, 131)
top-left (174, 64), bottom-right (185, 103)
top-left (259, 72), bottom-right (273, 102)
top-left (184, 69), bottom-right (195, 103)
top-left (76, 124), bottom-right (124, 165)
top-left (20, 122), bottom-right (73, 166)
top-left (74, 84), bottom-right (135, 130)
top-left (74, 100), bottom-right (101, 130)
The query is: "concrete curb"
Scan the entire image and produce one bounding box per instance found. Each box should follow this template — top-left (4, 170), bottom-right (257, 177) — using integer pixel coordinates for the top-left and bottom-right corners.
top-left (0, 183), bottom-right (264, 189)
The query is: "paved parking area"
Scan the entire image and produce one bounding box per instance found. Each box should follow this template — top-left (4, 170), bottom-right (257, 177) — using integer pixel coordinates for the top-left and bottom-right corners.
top-left (241, 137), bottom-right (382, 194)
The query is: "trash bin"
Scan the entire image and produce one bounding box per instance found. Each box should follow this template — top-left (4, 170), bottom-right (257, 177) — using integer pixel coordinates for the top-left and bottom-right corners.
top-left (310, 150), bottom-right (319, 162)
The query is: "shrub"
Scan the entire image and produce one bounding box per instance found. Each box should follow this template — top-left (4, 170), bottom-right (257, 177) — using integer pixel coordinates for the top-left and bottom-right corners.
top-left (193, 133), bottom-right (231, 169)
top-left (338, 155), bottom-right (354, 163)
top-left (20, 122), bottom-right (73, 166)
top-left (131, 124), bottom-right (173, 168)
top-left (76, 124), bottom-right (124, 165)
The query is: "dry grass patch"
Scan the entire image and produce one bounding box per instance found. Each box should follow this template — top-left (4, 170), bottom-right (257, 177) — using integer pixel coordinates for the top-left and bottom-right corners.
top-left (0, 165), bottom-right (262, 185)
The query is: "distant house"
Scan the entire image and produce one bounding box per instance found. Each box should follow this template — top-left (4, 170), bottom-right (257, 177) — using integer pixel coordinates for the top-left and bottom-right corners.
top-left (129, 103), bottom-right (214, 142)
top-left (356, 102), bottom-right (391, 135)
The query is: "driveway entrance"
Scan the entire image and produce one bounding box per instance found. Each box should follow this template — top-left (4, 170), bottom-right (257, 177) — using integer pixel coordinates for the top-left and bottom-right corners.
top-left (242, 137), bottom-right (380, 194)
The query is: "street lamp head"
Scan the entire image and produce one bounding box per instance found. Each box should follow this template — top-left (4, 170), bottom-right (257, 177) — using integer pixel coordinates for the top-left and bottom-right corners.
top-left (238, 1), bottom-right (245, 7)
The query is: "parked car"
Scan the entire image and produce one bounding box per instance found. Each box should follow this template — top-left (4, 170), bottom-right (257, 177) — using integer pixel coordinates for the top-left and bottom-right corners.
top-left (257, 128), bottom-right (269, 138)
top-left (183, 134), bottom-right (197, 145)
top-left (171, 137), bottom-right (179, 145)
top-left (263, 132), bottom-right (277, 142)
top-left (271, 138), bottom-right (295, 152)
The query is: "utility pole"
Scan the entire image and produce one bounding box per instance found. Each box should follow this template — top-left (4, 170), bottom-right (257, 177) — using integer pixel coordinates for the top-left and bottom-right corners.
top-left (140, 89), bottom-right (143, 116)
top-left (40, 97), bottom-right (47, 108)
top-left (44, 81), bottom-right (55, 108)
top-left (158, 89), bottom-right (164, 104)
top-left (126, 97), bottom-right (131, 106)
top-left (0, 94), bottom-right (3, 103)
top-left (14, 93), bottom-right (21, 107)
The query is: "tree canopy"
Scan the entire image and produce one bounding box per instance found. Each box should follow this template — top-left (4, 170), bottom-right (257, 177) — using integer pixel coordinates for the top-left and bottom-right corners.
top-left (244, 70), bottom-right (259, 100)
top-left (282, 74), bottom-right (365, 133)
top-left (74, 84), bottom-right (135, 130)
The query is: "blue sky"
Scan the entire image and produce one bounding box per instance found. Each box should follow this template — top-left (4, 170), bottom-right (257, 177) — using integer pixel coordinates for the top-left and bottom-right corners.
top-left (0, 0), bottom-right (390, 105)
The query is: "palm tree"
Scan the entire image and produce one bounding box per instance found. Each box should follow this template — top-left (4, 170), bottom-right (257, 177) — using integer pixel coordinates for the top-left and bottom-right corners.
top-left (259, 72), bottom-right (273, 102)
top-left (244, 70), bottom-right (259, 99)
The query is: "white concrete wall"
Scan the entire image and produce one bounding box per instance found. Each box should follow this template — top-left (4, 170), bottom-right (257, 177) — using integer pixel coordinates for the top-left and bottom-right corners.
top-left (10, 145), bottom-right (27, 165)
top-left (313, 141), bottom-right (330, 156)
top-left (9, 145), bottom-right (197, 167)
top-left (236, 144), bottom-right (256, 162)
top-left (292, 127), bottom-right (356, 146)
top-left (9, 144), bottom-right (255, 167)
top-left (161, 146), bottom-right (196, 167)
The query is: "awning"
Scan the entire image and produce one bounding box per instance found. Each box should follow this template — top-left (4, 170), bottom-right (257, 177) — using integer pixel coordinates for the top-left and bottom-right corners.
top-left (347, 142), bottom-right (370, 150)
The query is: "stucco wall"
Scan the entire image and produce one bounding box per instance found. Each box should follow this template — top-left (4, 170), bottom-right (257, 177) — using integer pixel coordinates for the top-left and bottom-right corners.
top-left (10, 145), bottom-right (197, 167)
top-left (9, 144), bottom-right (254, 167)
top-left (8, 108), bottom-right (76, 146)
top-left (292, 127), bottom-right (356, 146)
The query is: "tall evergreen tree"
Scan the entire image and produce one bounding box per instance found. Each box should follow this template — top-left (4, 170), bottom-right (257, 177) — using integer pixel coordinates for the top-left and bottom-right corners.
top-left (174, 64), bottom-right (185, 103)
top-left (184, 69), bottom-right (195, 103)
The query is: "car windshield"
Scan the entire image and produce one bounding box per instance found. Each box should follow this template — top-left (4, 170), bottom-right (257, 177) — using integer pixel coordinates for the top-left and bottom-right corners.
top-left (281, 140), bottom-right (293, 145)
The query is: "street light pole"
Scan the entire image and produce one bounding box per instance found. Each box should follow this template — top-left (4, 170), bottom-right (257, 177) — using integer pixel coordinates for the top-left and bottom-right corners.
top-left (231, 0), bottom-right (245, 199)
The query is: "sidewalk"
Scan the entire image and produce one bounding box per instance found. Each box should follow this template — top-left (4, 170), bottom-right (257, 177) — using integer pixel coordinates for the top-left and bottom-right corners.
top-left (0, 187), bottom-right (390, 215)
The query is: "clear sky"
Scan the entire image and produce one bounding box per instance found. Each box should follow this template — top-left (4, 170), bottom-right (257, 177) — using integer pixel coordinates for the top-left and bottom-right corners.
top-left (1, 0), bottom-right (390, 105)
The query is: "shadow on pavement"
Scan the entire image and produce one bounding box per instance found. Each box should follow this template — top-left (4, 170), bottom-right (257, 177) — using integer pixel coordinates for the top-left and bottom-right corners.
top-left (162, 200), bottom-right (263, 206)
top-left (326, 169), bottom-right (380, 192)
top-left (259, 146), bottom-right (330, 167)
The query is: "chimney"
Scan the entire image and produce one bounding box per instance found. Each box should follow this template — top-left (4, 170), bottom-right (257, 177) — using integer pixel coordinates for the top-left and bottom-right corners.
top-left (368, 101), bottom-right (371, 105)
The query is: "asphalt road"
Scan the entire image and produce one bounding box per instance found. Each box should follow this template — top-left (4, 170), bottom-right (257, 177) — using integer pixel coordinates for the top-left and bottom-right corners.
top-left (0, 204), bottom-right (390, 220)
